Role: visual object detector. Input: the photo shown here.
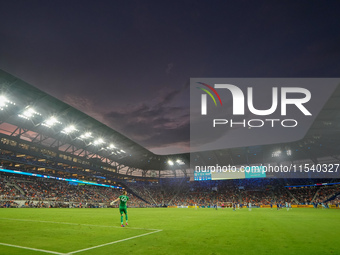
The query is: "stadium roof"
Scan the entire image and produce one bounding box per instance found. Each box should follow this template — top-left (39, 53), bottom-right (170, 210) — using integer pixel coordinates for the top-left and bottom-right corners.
top-left (0, 69), bottom-right (185, 171)
top-left (0, 69), bottom-right (339, 175)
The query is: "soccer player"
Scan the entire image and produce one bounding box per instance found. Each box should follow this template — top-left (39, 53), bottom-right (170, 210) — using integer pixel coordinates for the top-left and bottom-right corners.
top-left (248, 202), bottom-right (252, 211)
top-left (112, 190), bottom-right (129, 227)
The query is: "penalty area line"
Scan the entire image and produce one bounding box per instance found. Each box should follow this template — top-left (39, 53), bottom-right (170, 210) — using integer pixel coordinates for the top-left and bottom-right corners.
top-left (0, 242), bottom-right (64, 255)
top-left (66, 229), bottom-right (163, 254)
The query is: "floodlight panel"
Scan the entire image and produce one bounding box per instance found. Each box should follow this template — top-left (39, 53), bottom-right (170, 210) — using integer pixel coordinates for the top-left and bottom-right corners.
top-left (0, 95), bottom-right (15, 110)
top-left (93, 138), bottom-right (104, 145)
top-left (18, 107), bottom-right (40, 119)
top-left (62, 125), bottom-right (77, 134)
top-left (43, 116), bottom-right (61, 127)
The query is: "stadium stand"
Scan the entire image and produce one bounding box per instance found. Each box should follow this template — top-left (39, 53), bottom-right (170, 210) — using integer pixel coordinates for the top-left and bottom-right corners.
top-left (2, 171), bottom-right (340, 208)
top-left (0, 69), bottom-right (340, 210)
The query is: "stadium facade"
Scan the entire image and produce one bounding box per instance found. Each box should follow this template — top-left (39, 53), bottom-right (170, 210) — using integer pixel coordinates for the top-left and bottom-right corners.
top-left (0, 69), bottom-right (190, 183)
top-left (0, 69), bottom-right (340, 209)
top-left (1, 69), bottom-right (340, 182)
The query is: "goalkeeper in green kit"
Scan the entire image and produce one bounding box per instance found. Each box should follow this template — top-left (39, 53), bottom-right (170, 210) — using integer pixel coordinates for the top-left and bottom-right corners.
top-left (111, 190), bottom-right (129, 227)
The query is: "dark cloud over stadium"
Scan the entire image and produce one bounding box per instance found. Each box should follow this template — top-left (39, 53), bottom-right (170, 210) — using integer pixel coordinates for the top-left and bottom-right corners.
top-left (0, 0), bottom-right (340, 154)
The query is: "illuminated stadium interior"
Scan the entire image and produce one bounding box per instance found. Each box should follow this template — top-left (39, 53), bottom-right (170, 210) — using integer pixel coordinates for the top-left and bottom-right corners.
top-left (0, 68), bottom-right (340, 209)
top-left (1, 69), bottom-right (340, 181)
top-left (0, 69), bottom-right (190, 180)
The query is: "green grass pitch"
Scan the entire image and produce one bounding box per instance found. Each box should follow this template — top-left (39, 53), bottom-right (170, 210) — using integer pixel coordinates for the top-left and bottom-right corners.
top-left (0, 208), bottom-right (339, 255)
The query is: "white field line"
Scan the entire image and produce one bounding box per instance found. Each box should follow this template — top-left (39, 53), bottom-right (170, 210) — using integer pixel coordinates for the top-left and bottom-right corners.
top-left (0, 217), bottom-right (161, 231)
top-left (66, 229), bottom-right (163, 254)
top-left (0, 242), bottom-right (64, 255)
top-left (0, 217), bottom-right (163, 254)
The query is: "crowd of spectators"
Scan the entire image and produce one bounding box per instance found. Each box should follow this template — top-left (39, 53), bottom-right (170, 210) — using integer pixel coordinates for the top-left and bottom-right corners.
top-left (1, 172), bottom-right (340, 208)
top-left (287, 187), bottom-right (318, 204)
top-left (127, 179), bottom-right (186, 206)
top-left (0, 176), bottom-right (21, 199)
top-left (0, 173), bottom-right (148, 208)
top-left (313, 186), bottom-right (340, 206)
top-left (316, 186), bottom-right (340, 201)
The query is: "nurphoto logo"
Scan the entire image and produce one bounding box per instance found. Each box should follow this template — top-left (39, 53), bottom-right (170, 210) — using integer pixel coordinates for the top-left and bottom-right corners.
top-left (196, 82), bottom-right (312, 128)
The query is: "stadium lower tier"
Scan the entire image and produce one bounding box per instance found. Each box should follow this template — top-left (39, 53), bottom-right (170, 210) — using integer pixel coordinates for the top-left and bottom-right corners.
top-left (1, 172), bottom-right (340, 208)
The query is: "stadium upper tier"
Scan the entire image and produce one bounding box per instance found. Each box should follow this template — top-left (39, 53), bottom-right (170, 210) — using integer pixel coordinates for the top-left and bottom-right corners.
top-left (0, 69), bottom-right (186, 173)
top-left (0, 69), bottom-right (340, 179)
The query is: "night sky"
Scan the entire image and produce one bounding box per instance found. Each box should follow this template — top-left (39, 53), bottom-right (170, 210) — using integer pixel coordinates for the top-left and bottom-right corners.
top-left (0, 0), bottom-right (339, 155)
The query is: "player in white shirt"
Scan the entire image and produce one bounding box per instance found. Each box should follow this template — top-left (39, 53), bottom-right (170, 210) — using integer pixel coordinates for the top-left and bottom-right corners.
top-left (248, 202), bottom-right (252, 211)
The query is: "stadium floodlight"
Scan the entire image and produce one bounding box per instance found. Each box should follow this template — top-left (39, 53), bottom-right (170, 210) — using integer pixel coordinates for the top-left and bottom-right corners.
top-left (42, 116), bottom-right (61, 128)
top-left (62, 125), bottom-right (77, 134)
top-left (0, 95), bottom-right (15, 110)
top-left (107, 144), bottom-right (115, 149)
top-left (0, 96), bottom-right (7, 107)
top-left (93, 138), bottom-right (104, 146)
top-left (168, 160), bottom-right (174, 166)
top-left (79, 132), bottom-right (92, 139)
top-left (18, 107), bottom-right (40, 120)
top-left (272, 150), bottom-right (282, 157)
top-left (176, 159), bottom-right (185, 165)
top-left (120, 149), bottom-right (125, 153)
top-left (286, 149), bottom-right (292, 156)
